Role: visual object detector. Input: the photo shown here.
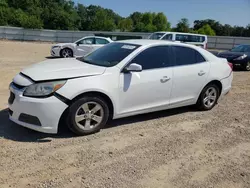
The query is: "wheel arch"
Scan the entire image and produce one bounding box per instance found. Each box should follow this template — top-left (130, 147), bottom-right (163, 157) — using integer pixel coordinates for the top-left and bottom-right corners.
top-left (206, 80), bottom-right (222, 96)
top-left (197, 80), bottom-right (223, 103)
top-left (70, 91), bottom-right (114, 119)
top-left (58, 91), bottom-right (115, 131)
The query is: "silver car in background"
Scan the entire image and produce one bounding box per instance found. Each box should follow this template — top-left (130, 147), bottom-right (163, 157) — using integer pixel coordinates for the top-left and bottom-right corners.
top-left (51, 36), bottom-right (113, 58)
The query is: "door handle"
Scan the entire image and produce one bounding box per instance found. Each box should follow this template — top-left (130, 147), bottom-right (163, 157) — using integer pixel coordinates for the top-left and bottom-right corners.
top-left (198, 71), bottom-right (206, 76)
top-left (160, 76), bottom-right (171, 83)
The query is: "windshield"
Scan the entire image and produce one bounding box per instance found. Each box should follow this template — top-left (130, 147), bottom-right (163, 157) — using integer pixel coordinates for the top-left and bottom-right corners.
top-left (77, 42), bottom-right (141, 67)
top-left (149, 33), bottom-right (165, 40)
top-left (231, 45), bottom-right (250, 52)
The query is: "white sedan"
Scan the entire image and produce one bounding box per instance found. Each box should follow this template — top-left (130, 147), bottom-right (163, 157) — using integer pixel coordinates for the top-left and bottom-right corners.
top-left (50, 36), bottom-right (113, 58)
top-left (9, 40), bottom-right (233, 135)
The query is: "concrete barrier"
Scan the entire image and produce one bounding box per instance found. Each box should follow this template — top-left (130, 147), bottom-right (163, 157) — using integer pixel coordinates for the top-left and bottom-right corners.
top-left (1, 26), bottom-right (250, 50)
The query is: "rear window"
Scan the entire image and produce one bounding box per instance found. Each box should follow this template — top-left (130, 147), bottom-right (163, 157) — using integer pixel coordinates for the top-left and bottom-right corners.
top-left (173, 46), bottom-right (206, 66)
top-left (175, 34), bottom-right (206, 43)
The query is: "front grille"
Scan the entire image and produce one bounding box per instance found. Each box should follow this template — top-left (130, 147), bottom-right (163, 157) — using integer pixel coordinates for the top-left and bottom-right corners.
top-left (8, 92), bottom-right (15, 105)
top-left (18, 113), bottom-right (42, 126)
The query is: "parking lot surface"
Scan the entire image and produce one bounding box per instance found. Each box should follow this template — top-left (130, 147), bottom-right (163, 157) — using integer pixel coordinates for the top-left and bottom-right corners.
top-left (0, 41), bottom-right (250, 188)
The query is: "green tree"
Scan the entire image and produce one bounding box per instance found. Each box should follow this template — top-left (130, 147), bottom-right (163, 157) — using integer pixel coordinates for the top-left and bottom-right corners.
top-left (153, 12), bottom-right (168, 31)
top-left (133, 22), bottom-right (145, 32)
top-left (197, 24), bottom-right (216, 36)
top-left (118, 18), bottom-right (133, 32)
top-left (194, 19), bottom-right (224, 35)
top-left (166, 21), bottom-right (171, 31)
top-left (77, 4), bottom-right (87, 30)
top-left (175, 18), bottom-right (190, 32)
top-left (129, 12), bottom-right (143, 26)
top-left (141, 12), bottom-right (154, 26)
top-left (231, 26), bottom-right (245, 36)
top-left (88, 9), bottom-right (116, 31)
top-left (223, 24), bottom-right (233, 36)
top-left (0, 0), bottom-right (249, 37)
top-left (243, 24), bottom-right (250, 37)
top-left (0, 0), bottom-right (9, 25)
top-left (144, 24), bottom-right (157, 32)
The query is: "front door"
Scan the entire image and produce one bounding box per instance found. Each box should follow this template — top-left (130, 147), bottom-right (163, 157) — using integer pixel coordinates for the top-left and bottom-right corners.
top-left (75, 37), bottom-right (95, 56)
top-left (118, 45), bottom-right (173, 117)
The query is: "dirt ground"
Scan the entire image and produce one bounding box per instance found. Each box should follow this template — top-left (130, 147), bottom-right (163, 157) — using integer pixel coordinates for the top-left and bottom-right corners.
top-left (0, 41), bottom-right (250, 188)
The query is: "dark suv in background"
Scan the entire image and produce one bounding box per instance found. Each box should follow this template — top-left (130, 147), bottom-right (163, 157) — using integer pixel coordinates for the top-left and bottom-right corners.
top-left (217, 45), bottom-right (250, 71)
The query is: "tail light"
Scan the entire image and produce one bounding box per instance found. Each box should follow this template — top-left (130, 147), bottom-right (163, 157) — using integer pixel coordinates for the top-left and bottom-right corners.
top-left (228, 62), bottom-right (233, 70)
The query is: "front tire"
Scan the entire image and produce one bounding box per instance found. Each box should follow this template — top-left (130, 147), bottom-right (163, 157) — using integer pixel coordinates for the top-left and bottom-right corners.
top-left (67, 96), bottom-right (109, 136)
top-left (244, 61), bottom-right (250, 71)
top-left (196, 84), bottom-right (219, 111)
top-left (60, 48), bottom-right (73, 58)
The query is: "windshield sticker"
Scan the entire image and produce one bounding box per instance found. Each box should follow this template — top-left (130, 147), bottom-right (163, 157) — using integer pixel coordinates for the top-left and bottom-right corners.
top-left (121, 45), bottom-right (136, 50)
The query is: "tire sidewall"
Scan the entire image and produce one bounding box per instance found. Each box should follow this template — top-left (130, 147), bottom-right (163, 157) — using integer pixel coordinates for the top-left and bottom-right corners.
top-left (198, 84), bottom-right (219, 111)
top-left (67, 96), bottom-right (109, 135)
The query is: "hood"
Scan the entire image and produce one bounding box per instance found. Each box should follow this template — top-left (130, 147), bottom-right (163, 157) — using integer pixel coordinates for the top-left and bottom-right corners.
top-left (21, 58), bottom-right (106, 81)
top-left (217, 51), bottom-right (246, 59)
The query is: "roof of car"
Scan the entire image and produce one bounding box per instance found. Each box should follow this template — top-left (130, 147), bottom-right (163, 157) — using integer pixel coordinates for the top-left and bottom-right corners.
top-left (116, 39), bottom-right (192, 47)
top-left (153, 31), bottom-right (207, 37)
top-left (116, 39), bottom-right (219, 61)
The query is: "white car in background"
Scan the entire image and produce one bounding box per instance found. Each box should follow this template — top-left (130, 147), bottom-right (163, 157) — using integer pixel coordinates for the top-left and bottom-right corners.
top-left (149, 32), bottom-right (208, 49)
top-left (51, 36), bottom-right (113, 58)
top-left (9, 40), bottom-right (232, 136)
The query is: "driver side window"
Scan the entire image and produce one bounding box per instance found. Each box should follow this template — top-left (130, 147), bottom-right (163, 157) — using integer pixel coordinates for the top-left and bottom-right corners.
top-left (77, 38), bottom-right (95, 45)
top-left (130, 46), bottom-right (171, 70)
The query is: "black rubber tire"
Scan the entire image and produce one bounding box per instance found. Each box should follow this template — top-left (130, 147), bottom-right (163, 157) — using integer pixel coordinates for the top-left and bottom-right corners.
top-left (244, 61), bottom-right (250, 71)
top-left (67, 96), bottom-right (109, 136)
top-left (60, 48), bottom-right (73, 58)
top-left (196, 84), bottom-right (220, 111)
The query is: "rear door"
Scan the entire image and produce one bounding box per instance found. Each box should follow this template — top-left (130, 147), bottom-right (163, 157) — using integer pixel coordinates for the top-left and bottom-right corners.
top-left (169, 46), bottom-right (210, 107)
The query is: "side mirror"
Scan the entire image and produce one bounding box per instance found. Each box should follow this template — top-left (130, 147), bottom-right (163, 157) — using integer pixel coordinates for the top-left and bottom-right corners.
top-left (76, 43), bottom-right (79, 46)
top-left (124, 63), bottom-right (142, 73)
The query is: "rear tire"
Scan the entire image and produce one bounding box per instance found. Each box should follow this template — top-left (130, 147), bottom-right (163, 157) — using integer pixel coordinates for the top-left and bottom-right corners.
top-left (67, 96), bottom-right (109, 136)
top-left (196, 84), bottom-right (219, 111)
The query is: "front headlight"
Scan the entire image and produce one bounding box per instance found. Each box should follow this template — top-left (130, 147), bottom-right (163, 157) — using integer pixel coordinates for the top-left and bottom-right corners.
top-left (234, 54), bottom-right (247, 60)
top-left (52, 46), bottom-right (60, 49)
top-left (23, 80), bottom-right (66, 97)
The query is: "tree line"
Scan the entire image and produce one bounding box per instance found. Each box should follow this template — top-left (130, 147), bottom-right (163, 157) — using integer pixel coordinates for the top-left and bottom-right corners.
top-left (0, 0), bottom-right (250, 37)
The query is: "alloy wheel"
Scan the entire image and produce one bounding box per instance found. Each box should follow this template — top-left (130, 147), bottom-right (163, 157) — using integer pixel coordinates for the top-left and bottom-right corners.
top-left (75, 102), bottom-right (104, 131)
top-left (203, 87), bottom-right (217, 108)
top-left (62, 49), bottom-right (73, 58)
